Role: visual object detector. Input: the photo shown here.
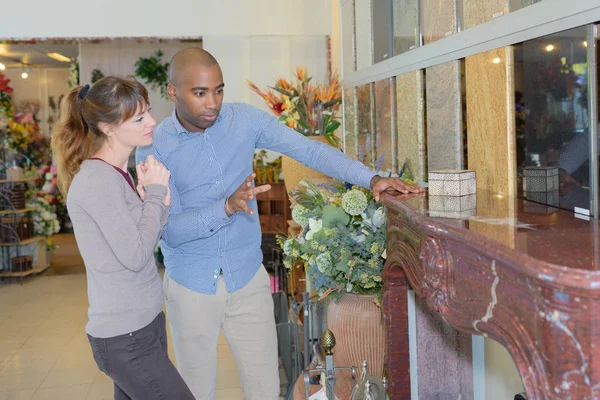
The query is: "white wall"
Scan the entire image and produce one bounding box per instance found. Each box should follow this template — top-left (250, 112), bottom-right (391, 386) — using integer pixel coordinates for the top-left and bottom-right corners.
top-left (203, 35), bottom-right (329, 162)
top-left (0, 0), bottom-right (331, 39)
top-left (202, 36), bottom-right (329, 106)
top-left (3, 68), bottom-right (70, 136)
top-left (80, 41), bottom-right (193, 124)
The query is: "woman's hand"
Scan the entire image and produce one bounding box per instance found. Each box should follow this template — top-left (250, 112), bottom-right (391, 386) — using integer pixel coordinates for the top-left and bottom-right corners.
top-left (136, 155), bottom-right (171, 205)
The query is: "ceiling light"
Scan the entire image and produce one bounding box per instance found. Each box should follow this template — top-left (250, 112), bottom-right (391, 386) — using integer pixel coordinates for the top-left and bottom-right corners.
top-left (21, 72), bottom-right (28, 79)
top-left (0, 63), bottom-right (5, 71)
top-left (492, 57), bottom-right (501, 64)
top-left (46, 52), bottom-right (71, 62)
top-left (583, 41), bottom-right (588, 48)
top-left (545, 44), bottom-right (555, 52)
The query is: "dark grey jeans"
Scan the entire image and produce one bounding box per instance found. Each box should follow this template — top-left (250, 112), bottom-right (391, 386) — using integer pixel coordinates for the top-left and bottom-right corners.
top-left (88, 312), bottom-right (195, 400)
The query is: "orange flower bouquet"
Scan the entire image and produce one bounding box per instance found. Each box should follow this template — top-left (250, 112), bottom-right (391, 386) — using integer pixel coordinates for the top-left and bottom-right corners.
top-left (247, 67), bottom-right (342, 145)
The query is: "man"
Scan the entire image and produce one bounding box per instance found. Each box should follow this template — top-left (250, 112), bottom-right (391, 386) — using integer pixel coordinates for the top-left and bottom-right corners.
top-left (136, 47), bottom-right (423, 399)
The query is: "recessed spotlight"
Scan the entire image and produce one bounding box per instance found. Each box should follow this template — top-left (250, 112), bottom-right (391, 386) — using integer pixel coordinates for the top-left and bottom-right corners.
top-left (21, 72), bottom-right (28, 79)
top-left (0, 63), bottom-right (5, 71)
top-left (545, 44), bottom-right (555, 52)
top-left (492, 57), bottom-right (501, 64)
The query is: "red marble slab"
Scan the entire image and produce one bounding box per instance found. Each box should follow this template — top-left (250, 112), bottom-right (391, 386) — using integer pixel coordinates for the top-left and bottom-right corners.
top-left (382, 190), bottom-right (600, 399)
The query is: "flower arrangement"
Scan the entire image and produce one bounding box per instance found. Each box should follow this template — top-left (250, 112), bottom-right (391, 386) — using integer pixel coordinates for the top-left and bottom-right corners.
top-left (5, 113), bottom-right (51, 166)
top-left (0, 72), bottom-right (14, 117)
top-left (26, 196), bottom-right (60, 250)
top-left (277, 180), bottom-right (387, 300)
top-left (247, 68), bottom-right (342, 145)
top-left (26, 165), bottom-right (64, 250)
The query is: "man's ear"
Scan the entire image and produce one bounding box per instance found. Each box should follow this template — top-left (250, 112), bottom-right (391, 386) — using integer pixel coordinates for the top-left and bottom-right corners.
top-left (167, 83), bottom-right (177, 103)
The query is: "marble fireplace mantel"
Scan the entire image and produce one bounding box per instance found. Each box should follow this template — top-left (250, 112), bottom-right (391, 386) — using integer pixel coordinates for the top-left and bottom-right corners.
top-left (382, 190), bottom-right (600, 400)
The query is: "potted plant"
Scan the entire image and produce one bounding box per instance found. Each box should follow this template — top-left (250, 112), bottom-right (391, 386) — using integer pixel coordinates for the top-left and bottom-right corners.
top-left (277, 179), bottom-right (399, 377)
top-left (135, 50), bottom-right (170, 99)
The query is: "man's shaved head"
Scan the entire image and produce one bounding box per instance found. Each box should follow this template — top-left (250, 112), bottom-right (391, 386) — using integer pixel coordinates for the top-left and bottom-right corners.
top-left (166, 47), bottom-right (225, 132)
top-left (169, 48), bottom-right (219, 86)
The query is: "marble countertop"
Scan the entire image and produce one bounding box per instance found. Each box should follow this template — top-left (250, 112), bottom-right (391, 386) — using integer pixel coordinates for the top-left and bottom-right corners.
top-left (382, 190), bottom-right (599, 272)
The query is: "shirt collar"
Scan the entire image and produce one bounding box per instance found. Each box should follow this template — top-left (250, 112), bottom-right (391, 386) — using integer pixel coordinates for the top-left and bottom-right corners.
top-left (171, 108), bottom-right (189, 135)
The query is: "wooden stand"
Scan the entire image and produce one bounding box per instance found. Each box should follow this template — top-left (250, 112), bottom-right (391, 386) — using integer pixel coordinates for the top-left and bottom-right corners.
top-left (256, 182), bottom-right (291, 235)
top-left (0, 178), bottom-right (49, 283)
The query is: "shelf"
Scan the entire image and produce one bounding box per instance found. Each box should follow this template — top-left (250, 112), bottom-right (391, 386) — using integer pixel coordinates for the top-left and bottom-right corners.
top-left (0, 236), bottom-right (46, 247)
top-left (0, 208), bottom-right (34, 215)
top-left (0, 264), bottom-right (48, 278)
top-left (0, 177), bottom-right (37, 184)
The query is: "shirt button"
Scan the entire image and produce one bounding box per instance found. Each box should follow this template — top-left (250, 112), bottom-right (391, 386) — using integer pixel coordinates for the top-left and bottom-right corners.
top-left (214, 275), bottom-right (218, 279)
top-left (209, 157), bottom-right (214, 161)
top-left (214, 269), bottom-right (219, 273)
top-left (210, 229), bottom-right (214, 232)
top-left (215, 180), bottom-right (220, 184)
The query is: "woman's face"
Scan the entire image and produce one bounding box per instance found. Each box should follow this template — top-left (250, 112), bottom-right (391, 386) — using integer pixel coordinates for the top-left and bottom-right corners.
top-left (111, 105), bottom-right (156, 148)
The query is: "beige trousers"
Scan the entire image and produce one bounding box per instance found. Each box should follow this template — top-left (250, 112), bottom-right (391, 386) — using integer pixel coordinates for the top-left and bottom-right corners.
top-left (163, 265), bottom-right (280, 400)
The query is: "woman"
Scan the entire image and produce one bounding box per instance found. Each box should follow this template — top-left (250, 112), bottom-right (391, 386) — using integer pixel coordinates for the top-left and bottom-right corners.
top-left (51, 77), bottom-right (194, 400)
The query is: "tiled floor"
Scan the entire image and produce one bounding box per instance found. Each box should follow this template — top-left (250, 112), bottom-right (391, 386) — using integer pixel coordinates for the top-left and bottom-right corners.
top-left (0, 234), bottom-right (282, 400)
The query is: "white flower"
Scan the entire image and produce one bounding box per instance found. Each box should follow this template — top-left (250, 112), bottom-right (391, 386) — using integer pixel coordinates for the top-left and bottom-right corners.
top-left (45, 172), bottom-right (53, 180)
top-left (291, 205), bottom-right (310, 227)
top-left (346, 282), bottom-right (353, 292)
top-left (372, 207), bottom-right (385, 228)
top-left (305, 218), bottom-right (323, 241)
top-left (316, 253), bottom-right (332, 273)
top-left (381, 248), bottom-right (387, 259)
top-left (342, 190), bottom-right (368, 216)
top-left (308, 218), bottom-right (322, 233)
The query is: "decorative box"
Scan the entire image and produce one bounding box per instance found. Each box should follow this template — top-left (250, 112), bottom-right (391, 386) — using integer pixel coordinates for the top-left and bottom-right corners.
top-left (523, 167), bottom-right (558, 192)
top-left (11, 255), bottom-right (32, 272)
top-left (0, 216), bottom-right (34, 243)
top-left (429, 194), bottom-right (476, 219)
top-left (429, 194), bottom-right (477, 212)
top-left (6, 186), bottom-right (26, 210)
top-left (428, 170), bottom-right (476, 197)
top-left (524, 190), bottom-right (559, 207)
